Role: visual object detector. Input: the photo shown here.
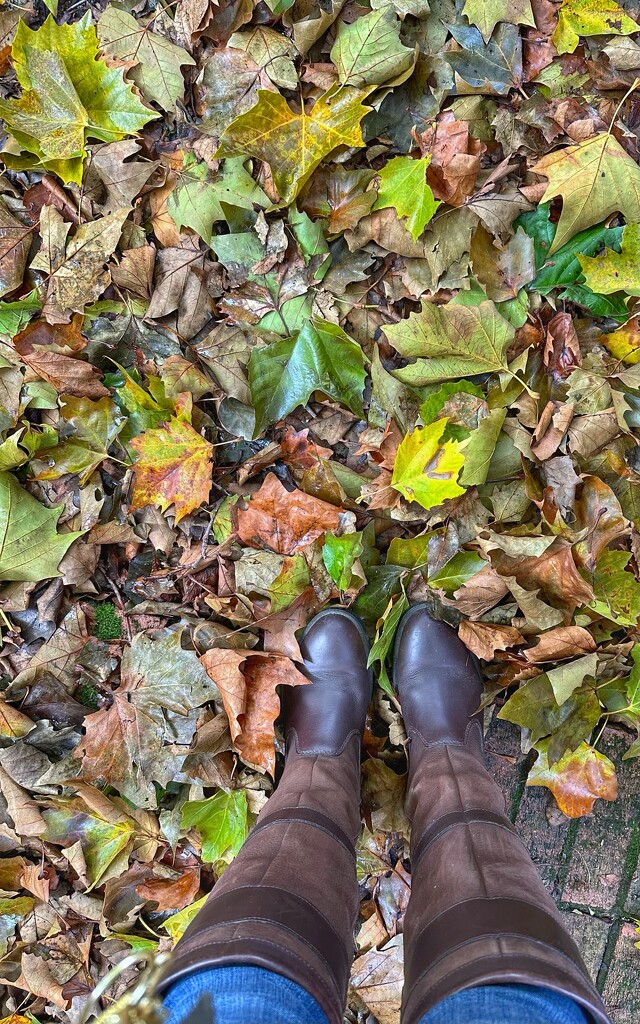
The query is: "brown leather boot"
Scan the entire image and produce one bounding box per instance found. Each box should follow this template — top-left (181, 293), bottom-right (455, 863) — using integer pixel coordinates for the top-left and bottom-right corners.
top-left (158, 607), bottom-right (372, 1024)
top-left (394, 603), bottom-right (611, 1024)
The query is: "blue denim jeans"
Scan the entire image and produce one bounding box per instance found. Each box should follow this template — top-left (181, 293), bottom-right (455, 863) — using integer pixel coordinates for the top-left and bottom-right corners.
top-left (163, 965), bottom-right (591, 1024)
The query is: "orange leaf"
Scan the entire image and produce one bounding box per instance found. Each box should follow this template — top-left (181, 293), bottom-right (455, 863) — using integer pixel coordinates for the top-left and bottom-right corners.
top-left (201, 648), bottom-right (309, 774)
top-left (136, 867), bottom-right (200, 912)
top-left (458, 620), bottom-right (524, 660)
top-left (527, 741), bottom-right (618, 818)
top-left (523, 625), bottom-right (596, 663)
top-left (130, 416), bottom-right (213, 523)
top-left (234, 473), bottom-right (342, 554)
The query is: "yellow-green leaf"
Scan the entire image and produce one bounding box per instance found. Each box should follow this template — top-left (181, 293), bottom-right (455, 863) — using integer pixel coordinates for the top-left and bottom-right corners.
top-left (0, 14), bottom-right (157, 184)
top-left (98, 8), bottom-right (195, 113)
top-left (391, 418), bottom-right (465, 510)
top-left (130, 415), bottom-right (213, 523)
top-left (181, 790), bottom-right (248, 864)
top-left (553, 0), bottom-right (638, 55)
top-left (0, 471), bottom-right (84, 582)
top-left (373, 156), bottom-right (440, 241)
top-left (534, 133), bottom-right (640, 254)
top-left (462, 0), bottom-right (535, 44)
top-left (384, 299), bottom-right (515, 386)
top-left (330, 9), bottom-right (416, 88)
top-left (216, 84), bottom-right (371, 205)
top-left (578, 221), bottom-right (640, 296)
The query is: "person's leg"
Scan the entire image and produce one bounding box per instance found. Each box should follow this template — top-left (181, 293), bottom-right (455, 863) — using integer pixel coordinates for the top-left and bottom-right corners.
top-left (418, 984), bottom-right (590, 1024)
top-left (157, 608), bottom-right (372, 1024)
top-left (394, 605), bottom-right (611, 1024)
top-left (163, 965), bottom-right (329, 1024)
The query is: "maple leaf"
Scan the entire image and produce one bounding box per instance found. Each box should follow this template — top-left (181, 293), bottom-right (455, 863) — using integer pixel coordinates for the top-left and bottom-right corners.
top-left (166, 154), bottom-right (269, 243)
top-left (249, 318), bottom-right (367, 436)
top-left (30, 205), bottom-right (129, 323)
top-left (391, 419), bottom-right (465, 511)
top-left (234, 473), bottom-right (342, 554)
top-left (98, 8), bottom-right (195, 113)
top-left (384, 300), bottom-right (515, 386)
top-left (534, 134), bottom-right (640, 254)
top-left (553, 0), bottom-right (639, 54)
top-left (216, 84), bottom-right (371, 204)
top-left (33, 395), bottom-right (124, 484)
top-left (527, 741), bottom-right (618, 817)
top-left (578, 221), bottom-right (640, 296)
top-left (373, 156), bottom-right (440, 241)
top-left (129, 415), bottom-right (213, 524)
top-left (462, 0), bottom-right (535, 44)
top-left (0, 471), bottom-right (84, 582)
top-left (0, 14), bottom-right (157, 184)
top-left (330, 9), bottom-right (416, 88)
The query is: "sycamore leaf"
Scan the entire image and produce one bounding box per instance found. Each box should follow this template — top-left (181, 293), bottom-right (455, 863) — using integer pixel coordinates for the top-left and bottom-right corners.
top-left (234, 473), bottom-right (342, 555)
top-left (384, 300), bottom-right (515, 386)
top-left (0, 471), bottom-right (84, 582)
top-left (41, 802), bottom-right (136, 887)
top-left (578, 222), bottom-right (640, 296)
top-left (30, 205), bottom-right (129, 324)
top-left (130, 416), bottom-right (213, 524)
top-left (228, 26), bottom-right (298, 90)
top-left (167, 155), bottom-right (268, 243)
top-left (98, 8), bottom-right (195, 112)
top-left (462, 0), bottom-right (535, 43)
top-left (216, 84), bottom-right (371, 205)
top-left (391, 419), bottom-right (465, 510)
top-left (589, 548), bottom-right (640, 626)
top-left (33, 396), bottom-right (124, 484)
top-left (322, 531), bottom-right (364, 591)
top-left (553, 0), bottom-right (638, 55)
top-left (534, 134), bottom-right (640, 254)
top-left (0, 14), bottom-right (157, 184)
top-left (248, 318), bottom-right (366, 436)
top-left (181, 791), bottom-right (248, 864)
top-left (373, 156), bottom-right (439, 241)
top-left (163, 897), bottom-right (208, 943)
top-left (459, 408), bottom-right (506, 486)
top-left (603, 316), bottom-right (640, 364)
top-left (368, 592), bottom-right (409, 696)
top-left (330, 9), bottom-right (416, 88)
top-left (527, 740), bottom-right (618, 817)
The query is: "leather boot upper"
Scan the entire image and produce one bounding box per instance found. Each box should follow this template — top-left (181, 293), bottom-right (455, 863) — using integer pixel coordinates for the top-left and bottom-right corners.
top-left (285, 606), bottom-right (373, 756)
top-left (393, 603), bottom-right (484, 763)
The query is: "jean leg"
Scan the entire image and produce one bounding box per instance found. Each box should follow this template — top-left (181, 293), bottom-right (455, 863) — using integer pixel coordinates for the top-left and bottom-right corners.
top-left (417, 984), bottom-right (591, 1024)
top-left (163, 964), bottom-right (330, 1024)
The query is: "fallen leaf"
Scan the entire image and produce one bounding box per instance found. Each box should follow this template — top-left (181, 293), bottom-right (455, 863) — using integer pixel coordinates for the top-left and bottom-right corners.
top-left (578, 221), bottom-right (640, 296)
top-left (553, 0), bottom-right (638, 54)
top-left (234, 473), bottom-right (342, 554)
top-left (391, 419), bottom-right (465, 510)
top-left (459, 620), bottom-right (525, 660)
top-left (0, 472), bottom-right (84, 583)
top-left (351, 934), bottom-right (404, 1024)
top-left (527, 740), bottom-right (618, 816)
top-left (130, 415), bottom-right (214, 524)
top-left (373, 156), bottom-right (439, 241)
top-left (330, 9), bottom-right (415, 88)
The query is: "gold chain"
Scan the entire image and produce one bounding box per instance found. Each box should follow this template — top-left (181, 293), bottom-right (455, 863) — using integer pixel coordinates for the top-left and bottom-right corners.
top-left (80, 951), bottom-right (170, 1024)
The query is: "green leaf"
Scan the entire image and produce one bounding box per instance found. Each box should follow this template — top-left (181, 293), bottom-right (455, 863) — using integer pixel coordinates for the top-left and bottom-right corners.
top-left (32, 396), bottom-right (124, 485)
top-left (546, 653), bottom-right (599, 706)
top-left (560, 283), bottom-right (628, 320)
top-left (385, 300), bottom-right (515, 386)
top-left (181, 791), bottom-right (248, 864)
top-left (41, 805), bottom-right (136, 887)
top-left (228, 26), bottom-right (298, 91)
top-left (167, 155), bottom-right (269, 243)
top-left (625, 644), bottom-right (640, 715)
top-left (216, 84), bottom-right (371, 205)
top-left (578, 222), bottom-right (640, 296)
top-left (0, 14), bottom-right (157, 184)
top-left (0, 290), bottom-right (41, 339)
top-left (391, 419), bottom-right (465, 510)
top-left (420, 380), bottom-right (484, 426)
top-left (373, 156), bottom-right (439, 240)
top-left (499, 673), bottom-right (600, 754)
top-left (354, 564), bottom-right (405, 623)
top-left (521, 208), bottom-right (623, 296)
top-left (428, 551), bottom-right (487, 592)
top-left (98, 7), bottom-right (196, 112)
top-left (249, 318), bottom-right (366, 436)
top-left (386, 533), bottom-right (431, 570)
top-left (444, 24), bottom-right (522, 96)
top-left (330, 9), bottom-right (416, 88)
top-left (367, 592), bottom-right (409, 696)
top-left (322, 531), bottom-right (364, 590)
top-left (459, 408), bottom-right (506, 486)
top-left (462, 0), bottom-right (535, 43)
top-left (553, 0), bottom-right (638, 55)
top-left (589, 548), bottom-right (640, 626)
top-left (0, 471), bottom-right (84, 582)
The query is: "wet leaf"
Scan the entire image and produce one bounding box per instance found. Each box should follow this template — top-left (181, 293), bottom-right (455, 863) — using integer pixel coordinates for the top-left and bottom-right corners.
top-left (392, 419), bottom-right (465, 510)
top-left (373, 156), bottom-right (439, 241)
top-left (181, 790), bottom-right (248, 863)
top-left (130, 415), bottom-right (214, 524)
top-left (553, 0), bottom-right (638, 54)
top-left (0, 472), bottom-right (84, 582)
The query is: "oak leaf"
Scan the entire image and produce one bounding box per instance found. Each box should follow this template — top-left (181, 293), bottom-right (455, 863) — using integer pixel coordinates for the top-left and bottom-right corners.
top-left (234, 473), bottom-right (342, 554)
top-left (130, 415), bottom-right (213, 524)
top-left (527, 741), bottom-right (618, 817)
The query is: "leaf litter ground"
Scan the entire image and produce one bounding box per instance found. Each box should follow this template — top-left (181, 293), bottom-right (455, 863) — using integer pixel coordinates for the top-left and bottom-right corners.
top-left (1, 0), bottom-right (640, 1018)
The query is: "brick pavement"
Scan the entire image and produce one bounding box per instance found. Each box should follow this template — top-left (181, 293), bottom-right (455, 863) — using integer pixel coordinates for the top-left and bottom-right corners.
top-left (485, 713), bottom-right (640, 1024)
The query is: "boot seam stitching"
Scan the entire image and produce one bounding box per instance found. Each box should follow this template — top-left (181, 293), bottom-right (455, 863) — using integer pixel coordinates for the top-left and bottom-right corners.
top-left (289, 727), bottom-right (362, 757)
top-left (411, 816), bottom-right (524, 869)
top-left (248, 808), bottom-right (356, 855)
